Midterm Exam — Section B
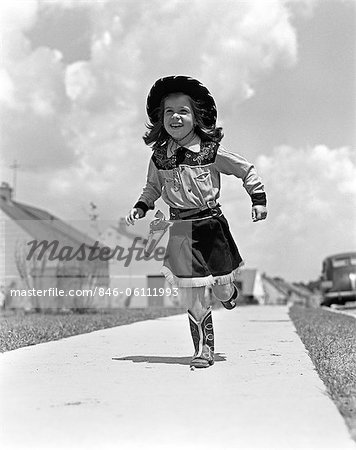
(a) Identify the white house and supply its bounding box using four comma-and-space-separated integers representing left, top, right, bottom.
234, 268, 265, 304
0, 182, 109, 310
1, 182, 181, 310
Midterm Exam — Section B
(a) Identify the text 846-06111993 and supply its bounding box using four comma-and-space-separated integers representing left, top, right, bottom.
97, 287, 179, 297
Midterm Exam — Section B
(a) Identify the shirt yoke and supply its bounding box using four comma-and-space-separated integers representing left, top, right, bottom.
151, 140, 220, 170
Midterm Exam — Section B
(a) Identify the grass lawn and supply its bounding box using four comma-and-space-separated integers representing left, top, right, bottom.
289, 305, 356, 441
0, 307, 186, 353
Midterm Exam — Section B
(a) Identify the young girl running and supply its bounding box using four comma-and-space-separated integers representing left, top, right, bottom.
126, 76, 267, 369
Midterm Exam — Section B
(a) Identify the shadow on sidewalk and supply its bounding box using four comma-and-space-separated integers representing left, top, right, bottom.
112, 353, 226, 366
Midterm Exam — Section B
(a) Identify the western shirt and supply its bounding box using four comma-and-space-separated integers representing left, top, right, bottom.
135, 139, 266, 214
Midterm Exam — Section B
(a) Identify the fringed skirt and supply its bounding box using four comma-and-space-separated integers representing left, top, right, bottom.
161, 213, 243, 287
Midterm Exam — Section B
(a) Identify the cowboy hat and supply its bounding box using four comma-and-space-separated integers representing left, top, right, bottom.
146, 75, 217, 128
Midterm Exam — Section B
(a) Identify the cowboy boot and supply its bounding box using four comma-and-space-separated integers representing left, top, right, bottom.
221, 284, 239, 310
188, 307, 214, 369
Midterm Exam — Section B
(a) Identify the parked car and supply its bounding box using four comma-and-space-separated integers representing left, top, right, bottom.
320, 252, 356, 307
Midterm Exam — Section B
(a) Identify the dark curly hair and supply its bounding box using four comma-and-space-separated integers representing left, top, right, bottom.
143, 93, 223, 147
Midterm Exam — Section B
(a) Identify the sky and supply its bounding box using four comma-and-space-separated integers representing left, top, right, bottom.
0, 0, 355, 283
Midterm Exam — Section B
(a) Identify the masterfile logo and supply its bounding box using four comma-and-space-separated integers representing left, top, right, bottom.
25, 237, 166, 267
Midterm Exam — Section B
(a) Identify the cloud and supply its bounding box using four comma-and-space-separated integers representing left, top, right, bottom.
0, 0, 38, 33
221, 145, 356, 281
258, 144, 356, 212
284, 0, 319, 19
1, 44, 76, 170
1, 1, 353, 283
81, 0, 299, 106
2, 0, 333, 280
0, 69, 15, 106
0, 0, 306, 221
1, 0, 301, 166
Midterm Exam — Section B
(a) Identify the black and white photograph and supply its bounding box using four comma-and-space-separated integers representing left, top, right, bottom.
0, 1, 355, 449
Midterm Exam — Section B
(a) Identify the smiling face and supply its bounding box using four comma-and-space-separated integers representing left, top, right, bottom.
163, 93, 195, 141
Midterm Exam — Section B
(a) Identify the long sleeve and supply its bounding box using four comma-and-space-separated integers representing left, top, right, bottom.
215, 146, 266, 206
134, 158, 163, 215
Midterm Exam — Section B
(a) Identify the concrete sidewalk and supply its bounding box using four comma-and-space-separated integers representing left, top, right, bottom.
1, 306, 355, 450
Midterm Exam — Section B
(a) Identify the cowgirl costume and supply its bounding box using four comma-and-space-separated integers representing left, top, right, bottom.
132, 76, 267, 368
135, 76, 266, 287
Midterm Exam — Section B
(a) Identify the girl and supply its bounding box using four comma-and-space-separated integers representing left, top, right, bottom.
126, 76, 267, 369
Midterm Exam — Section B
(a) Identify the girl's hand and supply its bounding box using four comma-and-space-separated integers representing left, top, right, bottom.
252, 205, 267, 222
125, 208, 144, 225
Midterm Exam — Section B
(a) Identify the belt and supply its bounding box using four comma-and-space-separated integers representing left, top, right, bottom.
170, 201, 221, 220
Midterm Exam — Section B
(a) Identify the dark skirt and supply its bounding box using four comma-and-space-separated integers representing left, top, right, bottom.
161, 214, 243, 287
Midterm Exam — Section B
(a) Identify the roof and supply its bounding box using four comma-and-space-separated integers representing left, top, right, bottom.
262, 275, 289, 296
323, 252, 356, 261
1, 197, 102, 249
262, 275, 312, 300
